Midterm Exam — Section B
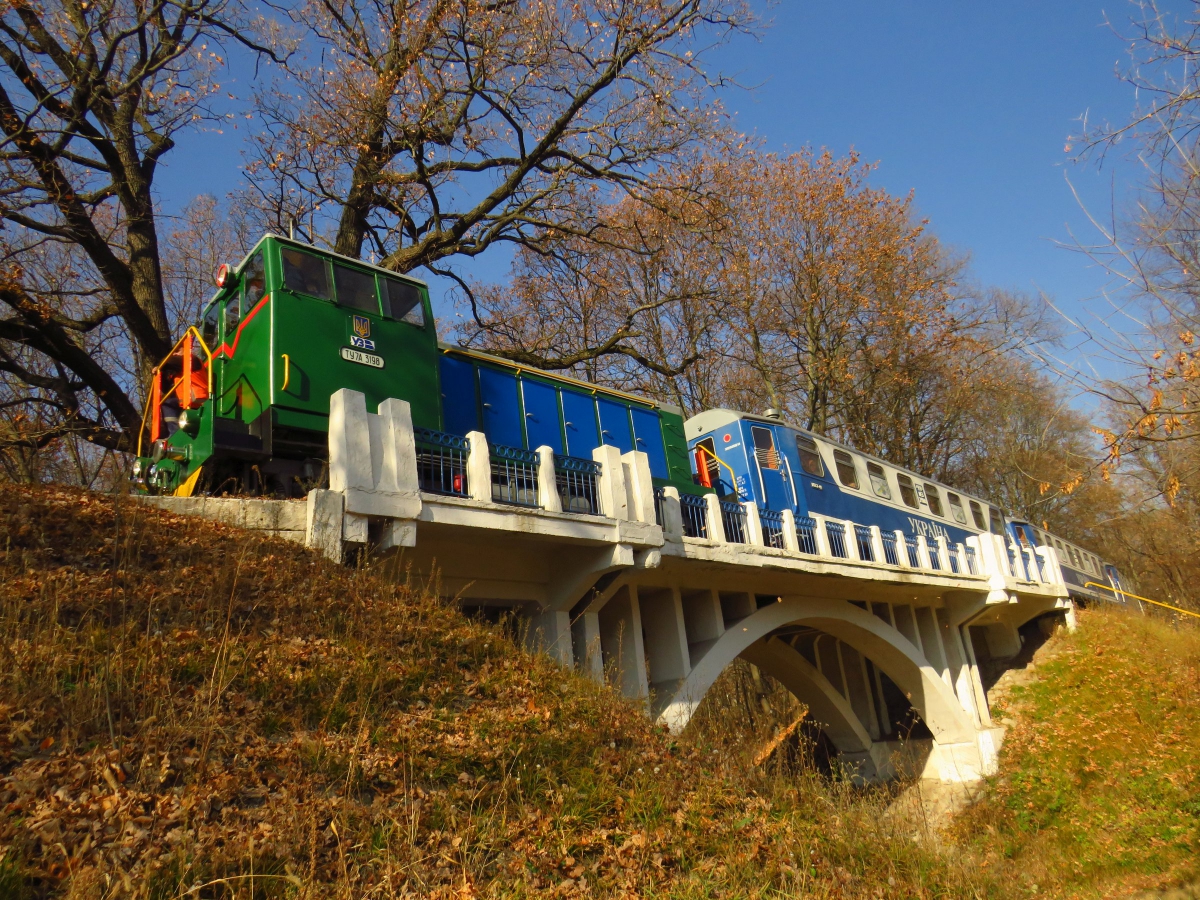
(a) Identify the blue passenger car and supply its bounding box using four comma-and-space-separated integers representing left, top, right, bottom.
1008, 518, 1126, 604
685, 409, 1000, 548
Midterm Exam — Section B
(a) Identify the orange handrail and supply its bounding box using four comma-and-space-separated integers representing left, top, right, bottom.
137, 327, 214, 457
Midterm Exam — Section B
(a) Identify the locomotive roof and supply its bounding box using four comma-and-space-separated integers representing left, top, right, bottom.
203, 233, 429, 311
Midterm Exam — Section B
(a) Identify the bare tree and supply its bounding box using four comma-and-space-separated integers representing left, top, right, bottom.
246, 0, 752, 275
0, 0, 266, 452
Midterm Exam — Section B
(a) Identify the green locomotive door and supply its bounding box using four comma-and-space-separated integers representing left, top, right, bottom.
271, 241, 441, 432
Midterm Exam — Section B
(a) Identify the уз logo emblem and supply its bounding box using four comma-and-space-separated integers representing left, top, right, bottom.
352, 315, 371, 338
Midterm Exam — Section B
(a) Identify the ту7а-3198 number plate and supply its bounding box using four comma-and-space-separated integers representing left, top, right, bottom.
340, 346, 384, 368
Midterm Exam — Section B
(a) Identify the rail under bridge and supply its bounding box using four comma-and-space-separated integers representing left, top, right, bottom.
148, 390, 1074, 784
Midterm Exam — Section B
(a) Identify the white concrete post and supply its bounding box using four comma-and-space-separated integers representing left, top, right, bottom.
843, 519, 861, 561
329, 388, 373, 493
536, 446, 562, 513
620, 449, 656, 524
465, 430, 492, 503
955, 542, 969, 575
917, 535, 933, 570
744, 502, 764, 546
936, 536, 951, 572
527, 609, 573, 667
593, 445, 630, 520
571, 611, 604, 682
781, 509, 800, 552
811, 513, 832, 557
1037, 547, 1062, 585
893, 529, 910, 568
376, 398, 419, 494
704, 493, 727, 543
659, 486, 684, 539
640, 588, 692, 685
306, 489, 344, 562
869, 526, 886, 565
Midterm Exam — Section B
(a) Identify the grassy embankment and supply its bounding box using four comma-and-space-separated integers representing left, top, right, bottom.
0, 483, 1197, 898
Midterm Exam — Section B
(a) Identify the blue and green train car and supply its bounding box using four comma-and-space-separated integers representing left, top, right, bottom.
136, 234, 706, 505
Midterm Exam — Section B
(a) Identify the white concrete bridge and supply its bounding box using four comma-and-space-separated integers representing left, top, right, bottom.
152, 390, 1074, 784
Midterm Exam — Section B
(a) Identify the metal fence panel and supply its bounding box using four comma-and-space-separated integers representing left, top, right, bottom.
759, 508, 786, 549
414, 428, 470, 497
721, 501, 747, 544
555, 455, 600, 515
679, 493, 709, 539
490, 444, 539, 507
854, 524, 875, 562
825, 521, 848, 558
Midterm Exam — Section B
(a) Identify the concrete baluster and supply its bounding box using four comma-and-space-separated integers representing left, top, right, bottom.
659, 486, 684, 540
870, 526, 886, 565
936, 536, 951, 572
811, 513, 832, 557
894, 529, 910, 568
466, 430, 492, 503
593, 445, 629, 520
536, 446, 561, 513
781, 509, 800, 552
744, 502, 764, 546
704, 494, 727, 543
620, 449, 655, 524
916, 535, 933, 570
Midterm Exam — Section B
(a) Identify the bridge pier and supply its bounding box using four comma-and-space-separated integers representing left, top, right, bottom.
143, 388, 1075, 785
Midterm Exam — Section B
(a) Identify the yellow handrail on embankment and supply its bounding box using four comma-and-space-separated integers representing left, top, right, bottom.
1084, 582, 1200, 620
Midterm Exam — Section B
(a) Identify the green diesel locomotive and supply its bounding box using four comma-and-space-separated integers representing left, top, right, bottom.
136, 234, 701, 503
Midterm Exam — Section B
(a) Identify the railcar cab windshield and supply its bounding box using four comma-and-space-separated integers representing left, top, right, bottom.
280, 246, 425, 326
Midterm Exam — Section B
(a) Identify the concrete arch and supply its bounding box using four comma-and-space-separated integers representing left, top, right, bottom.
739, 636, 891, 779
656, 596, 976, 747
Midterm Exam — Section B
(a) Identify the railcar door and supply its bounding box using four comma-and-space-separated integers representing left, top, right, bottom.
597, 398, 634, 453
562, 390, 600, 458
630, 407, 669, 479
522, 379, 564, 454
749, 425, 793, 512
478, 367, 525, 449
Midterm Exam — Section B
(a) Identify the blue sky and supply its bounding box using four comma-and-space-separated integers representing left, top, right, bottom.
154, 0, 1151, 359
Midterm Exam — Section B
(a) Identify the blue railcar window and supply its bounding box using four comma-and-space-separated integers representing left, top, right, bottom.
833, 449, 859, 489
281, 248, 332, 300
597, 398, 634, 453
969, 499, 986, 530
896, 473, 919, 508
562, 390, 600, 457
631, 407, 669, 479
867, 462, 891, 499
478, 367, 524, 449
947, 492, 968, 524
925, 484, 944, 517
382, 277, 425, 326
522, 380, 564, 454
333, 263, 378, 314
795, 434, 824, 477
439, 356, 479, 437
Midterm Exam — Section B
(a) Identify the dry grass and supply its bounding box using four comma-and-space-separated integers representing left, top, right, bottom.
1, 484, 1194, 898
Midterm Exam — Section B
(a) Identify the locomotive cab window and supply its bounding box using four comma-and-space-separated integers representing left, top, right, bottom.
223, 293, 242, 336
382, 276, 425, 327
947, 492, 968, 524
201, 303, 220, 349
833, 449, 859, 489
969, 500, 986, 530
242, 252, 265, 305
866, 462, 891, 499
795, 434, 825, 477
333, 263, 378, 314
282, 248, 333, 301
924, 484, 943, 516
896, 473, 918, 508
751, 426, 780, 470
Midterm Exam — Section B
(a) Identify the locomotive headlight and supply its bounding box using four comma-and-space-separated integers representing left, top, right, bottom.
178, 409, 201, 437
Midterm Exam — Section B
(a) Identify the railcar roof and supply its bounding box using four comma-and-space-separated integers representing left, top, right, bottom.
439, 343, 686, 415
686, 406, 994, 511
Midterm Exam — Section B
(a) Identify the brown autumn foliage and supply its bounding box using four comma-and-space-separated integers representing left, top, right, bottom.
1, 483, 1015, 899
463, 149, 1047, 479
